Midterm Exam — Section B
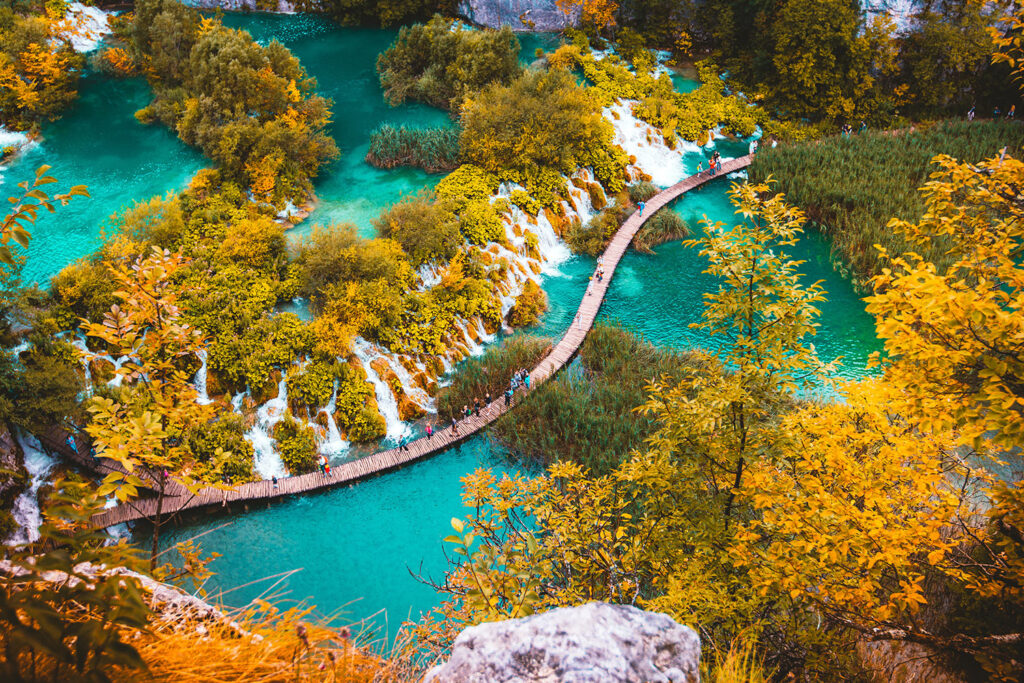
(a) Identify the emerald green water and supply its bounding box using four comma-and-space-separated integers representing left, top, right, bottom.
4, 73, 206, 285
1, 12, 881, 638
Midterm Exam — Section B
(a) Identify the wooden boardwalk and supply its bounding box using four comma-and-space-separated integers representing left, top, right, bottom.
90, 156, 752, 529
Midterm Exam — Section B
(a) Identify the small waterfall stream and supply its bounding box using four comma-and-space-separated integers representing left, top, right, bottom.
5, 431, 58, 545
245, 376, 289, 479
352, 339, 408, 443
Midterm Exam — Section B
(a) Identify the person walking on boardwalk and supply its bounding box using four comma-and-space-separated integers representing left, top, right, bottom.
473, 397, 481, 416
968, 106, 975, 121
638, 200, 646, 215
485, 391, 492, 406
272, 475, 278, 490
524, 372, 531, 391
325, 461, 332, 477
451, 416, 459, 435
400, 435, 410, 452
318, 455, 326, 476
504, 387, 513, 407
426, 423, 434, 440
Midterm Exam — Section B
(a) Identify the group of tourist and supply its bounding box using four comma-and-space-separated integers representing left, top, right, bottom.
968, 104, 1016, 120
701, 151, 723, 177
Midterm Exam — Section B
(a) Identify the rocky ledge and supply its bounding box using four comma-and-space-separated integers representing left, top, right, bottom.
425, 602, 701, 683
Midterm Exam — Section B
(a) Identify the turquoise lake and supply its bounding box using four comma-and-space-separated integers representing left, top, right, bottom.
5, 13, 881, 638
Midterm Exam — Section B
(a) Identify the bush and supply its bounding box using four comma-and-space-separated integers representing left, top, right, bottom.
507, 279, 547, 327
372, 191, 461, 266
188, 414, 257, 483
565, 193, 633, 256
50, 260, 119, 324
273, 415, 318, 475
287, 360, 337, 410
435, 335, 551, 419
293, 225, 415, 305
376, 15, 521, 111
332, 363, 385, 442
366, 124, 460, 173
459, 68, 628, 196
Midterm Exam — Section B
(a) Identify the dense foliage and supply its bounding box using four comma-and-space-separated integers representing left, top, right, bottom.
750, 119, 1024, 285
0, 5, 84, 128
460, 68, 629, 200
295, 0, 452, 28
122, 0, 338, 203
366, 123, 459, 173
377, 15, 521, 112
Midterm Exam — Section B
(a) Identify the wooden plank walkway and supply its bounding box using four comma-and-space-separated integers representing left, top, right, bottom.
91, 156, 752, 529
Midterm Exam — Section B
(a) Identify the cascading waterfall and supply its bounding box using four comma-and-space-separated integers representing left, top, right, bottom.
352, 338, 408, 443
319, 381, 349, 458
194, 349, 212, 405
245, 375, 289, 479
5, 431, 57, 545
604, 100, 702, 187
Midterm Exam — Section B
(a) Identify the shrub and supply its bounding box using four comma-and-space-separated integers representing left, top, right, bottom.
372, 191, 461, 266
565, 193, 633, 256
376, 15, 521, 111
627, 181, 659, 204
50, 260, 119, 324
507, 279, 547, 327
287, 360, 337, 410
293, 225, 415, 305
273, 415, 318, 475
459, 68, 627, 196
492, 322, 702, 474
332, 363, 385, 442
366, 124, 460, 173
188, 414, 257, 483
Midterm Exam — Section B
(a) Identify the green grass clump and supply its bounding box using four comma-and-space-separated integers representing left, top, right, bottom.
366, 124, 460, 173
492, 322, 702, 475
633, 208, 689, 253
750, 119, 1024, 286
435, 335, 551, 420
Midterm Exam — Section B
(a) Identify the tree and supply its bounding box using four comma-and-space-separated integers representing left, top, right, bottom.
556, 0, 618, 32
642, 180, 833, 526
83, 248, 231, 569
991, 2, 1024, 91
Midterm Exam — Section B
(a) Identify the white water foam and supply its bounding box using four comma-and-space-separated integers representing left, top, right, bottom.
245, 376, 288, 479
6, 431, 58, 545
352, 338, 408, 443
194, 349, 212, 405
604, 100, 698, 187
55, 3, 111, 53
318, 381, 349, 458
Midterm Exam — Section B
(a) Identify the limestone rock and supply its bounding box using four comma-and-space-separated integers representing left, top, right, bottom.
424, 602, 701, 683
458, 0, 578, 31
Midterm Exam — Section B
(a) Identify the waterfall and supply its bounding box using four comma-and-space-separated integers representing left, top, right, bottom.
231, 391, 246, 413
352, 338, 408, 443
194, 349, 212, 405
319, 381, 349, 458
245, 375, 288, 479
6, 431, 58, 545
604, 100, 702, 188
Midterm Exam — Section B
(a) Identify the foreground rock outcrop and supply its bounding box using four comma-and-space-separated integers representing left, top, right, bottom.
425, 602, 701, 683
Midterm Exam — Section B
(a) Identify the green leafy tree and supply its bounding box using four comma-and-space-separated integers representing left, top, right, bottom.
83, 248, 231, 568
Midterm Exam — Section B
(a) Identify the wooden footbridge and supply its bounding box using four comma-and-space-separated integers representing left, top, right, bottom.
90, 156, 752, 529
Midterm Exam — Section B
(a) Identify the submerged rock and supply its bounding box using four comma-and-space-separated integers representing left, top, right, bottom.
424, 602, 701, 683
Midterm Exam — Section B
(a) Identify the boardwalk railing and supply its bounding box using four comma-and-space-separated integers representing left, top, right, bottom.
90, 156, 753, 529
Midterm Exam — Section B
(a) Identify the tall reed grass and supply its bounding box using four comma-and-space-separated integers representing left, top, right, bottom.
366, 124, 460, 173
492, 323, 702, 474
750, 120, 1024, 286
435, 336, 552, 419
